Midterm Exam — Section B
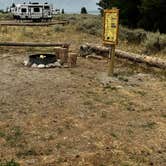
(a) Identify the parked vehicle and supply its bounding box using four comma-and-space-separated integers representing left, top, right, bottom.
11, 2, 53, 21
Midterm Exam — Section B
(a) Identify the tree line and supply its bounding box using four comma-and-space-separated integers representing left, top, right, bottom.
97, 0, 166, 33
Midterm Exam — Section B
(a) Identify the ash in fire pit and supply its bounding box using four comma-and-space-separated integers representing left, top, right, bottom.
24, 53, 61, 68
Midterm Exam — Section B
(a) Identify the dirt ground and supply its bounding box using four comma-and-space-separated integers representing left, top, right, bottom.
0, 19, 166, 165
0, 48, 166, 166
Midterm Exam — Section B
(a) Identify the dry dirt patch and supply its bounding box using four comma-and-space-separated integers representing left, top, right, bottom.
0, 52, 166, 165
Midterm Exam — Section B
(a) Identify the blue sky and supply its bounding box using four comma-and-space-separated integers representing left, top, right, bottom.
0, 0, 99, 12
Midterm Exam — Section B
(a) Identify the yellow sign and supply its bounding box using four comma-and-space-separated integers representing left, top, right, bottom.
103, 9, 119, 45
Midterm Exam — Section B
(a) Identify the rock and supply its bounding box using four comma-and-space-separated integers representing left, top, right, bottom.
26, 159, 37, 164
31, 63, 38, 68
54, 62, 61, 67
23, 60, 29, 66
38, 64, 45, 68
46, 63, 54, 68
86, 53, 103, 60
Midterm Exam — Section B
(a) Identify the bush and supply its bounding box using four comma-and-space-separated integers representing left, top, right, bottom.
119, 26, 147, 44
75, 16, 102, 36
0, 160, 20, 166
144, 32, 166, 53
81, 7, 88, 14
0, 13, 13, 20
54, 25, 65, 32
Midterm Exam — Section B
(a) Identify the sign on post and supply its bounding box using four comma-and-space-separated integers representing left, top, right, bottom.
103, 9, 119, 45
103, 9, 119, 76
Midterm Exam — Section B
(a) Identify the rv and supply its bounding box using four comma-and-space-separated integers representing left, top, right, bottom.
11, 2, 53, 21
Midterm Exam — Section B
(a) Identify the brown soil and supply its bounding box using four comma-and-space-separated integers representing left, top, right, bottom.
0, 50, 166, 166
0, 22, 166, 166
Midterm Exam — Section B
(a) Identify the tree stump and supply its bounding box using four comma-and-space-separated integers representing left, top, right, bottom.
68, 53, 77, 67
54, 47, 68, 64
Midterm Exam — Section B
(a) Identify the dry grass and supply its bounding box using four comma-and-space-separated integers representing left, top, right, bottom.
0, 14, 166, 166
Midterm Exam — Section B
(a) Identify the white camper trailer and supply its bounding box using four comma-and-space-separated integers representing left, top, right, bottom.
11, 2, 53, 21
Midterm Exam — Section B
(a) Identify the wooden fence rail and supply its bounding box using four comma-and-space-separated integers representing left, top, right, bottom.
0, 20, 69, 26
0, 42, 70, 48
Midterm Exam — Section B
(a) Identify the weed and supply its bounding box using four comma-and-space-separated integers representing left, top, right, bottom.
54, 25, 65, 32
118, 76, 129, 82
6, 127, 22, 146
161, 114, 166, 118
84, 100, 93, 105
141, 122, 156, 129
101, 111, 107, 118
104, 85, 117, 91
111, 132, 118, 138
0, 130, 5, 137
0, 159, 20, 166
57, 127, 64, 134
16, 149, 38, 157
56, 143, 62, 149
136, 90, 146, 96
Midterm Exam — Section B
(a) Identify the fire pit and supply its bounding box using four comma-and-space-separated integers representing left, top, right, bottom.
24, 53, 61, 68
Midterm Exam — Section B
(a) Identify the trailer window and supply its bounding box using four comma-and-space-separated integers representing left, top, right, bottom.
21, 8, 27, 13
34, 7, 40, 12
44, 6, 50, 10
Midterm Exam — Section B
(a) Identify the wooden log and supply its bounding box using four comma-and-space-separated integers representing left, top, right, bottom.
54, 47, 68, 64
80, 44, 166, 69
68, 53, 77, 67
0, 21, 69, 27
115, 49, 166, 69
0, 42, 70, 48
86, 54, 103, 60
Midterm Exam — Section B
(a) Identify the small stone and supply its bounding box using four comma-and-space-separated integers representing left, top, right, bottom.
31, 63, 38, 68
57, 59, 61, 63
54, 62, 61, 67
26, 159, 36, 164
24, 60, 29, 66
38, 64, 45, 68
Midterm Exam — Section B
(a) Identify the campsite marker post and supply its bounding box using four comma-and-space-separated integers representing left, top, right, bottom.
103, 8, 119, 76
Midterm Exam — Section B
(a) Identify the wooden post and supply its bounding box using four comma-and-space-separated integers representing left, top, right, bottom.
68, 53, 77, 67
54, 47, 68, 64
108, 44, 115, 76
103, 9, 119, 77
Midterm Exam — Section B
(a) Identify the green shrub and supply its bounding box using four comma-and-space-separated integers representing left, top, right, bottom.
0, 159, 20, 166
144, 32, 166, 53
0, 13, 13, 20
144, 32, 160, 53
119, 26, 147, 44
159, 34, 166, 53
75, 16, 102, 36
54, 25, 65, 32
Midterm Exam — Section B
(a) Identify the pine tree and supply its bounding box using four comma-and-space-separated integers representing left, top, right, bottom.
138, 0, 166, 33
97, 0, 141, 28
61, 9, 64, 14
81, 7, 88, 14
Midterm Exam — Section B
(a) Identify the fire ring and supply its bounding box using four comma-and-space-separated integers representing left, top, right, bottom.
24, 53, 62, 68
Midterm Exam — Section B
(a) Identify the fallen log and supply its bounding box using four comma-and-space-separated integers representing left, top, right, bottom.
80, 44, 166, 69
86, 54, 103, 60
